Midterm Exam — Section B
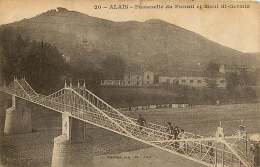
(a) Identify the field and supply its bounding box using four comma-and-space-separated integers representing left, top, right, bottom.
98, 86, 178, 107
127, 103, 260, 136
94, 103, 260, 167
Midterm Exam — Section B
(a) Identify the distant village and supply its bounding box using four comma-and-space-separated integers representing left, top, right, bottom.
101, 64, 256, 88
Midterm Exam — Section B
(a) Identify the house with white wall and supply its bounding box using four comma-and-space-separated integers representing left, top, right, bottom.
159, 71, 226, 88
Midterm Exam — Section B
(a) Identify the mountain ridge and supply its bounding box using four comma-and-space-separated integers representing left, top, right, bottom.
1, 7, 258, 73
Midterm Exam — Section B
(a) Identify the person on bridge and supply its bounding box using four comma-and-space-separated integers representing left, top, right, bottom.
166, 122, 174, 139
137, 114, 147, 130
173, 126, 180, 149
178, 129, 185, 152
238, 124, 246, 139
215, 121, 224, 138
207, 141, 214, 157
173, 126, 180, 140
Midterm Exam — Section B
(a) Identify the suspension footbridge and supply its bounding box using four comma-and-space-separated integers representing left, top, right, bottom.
0, 78, 256, 167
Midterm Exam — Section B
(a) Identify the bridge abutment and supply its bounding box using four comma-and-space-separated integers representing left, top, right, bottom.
51, 113, 93, 167
4, 96, 32, 135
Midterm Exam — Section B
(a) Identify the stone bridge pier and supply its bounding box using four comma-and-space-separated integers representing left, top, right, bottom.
51, 112, 93, 167
3, 95, 93, 167
4, 95, 32, 135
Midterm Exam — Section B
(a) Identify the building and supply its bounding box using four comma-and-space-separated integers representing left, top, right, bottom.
219, 64, 254, 74
124, 72, 143, 86
123, 71, 155, 86
101, 71, 155, 86
101, 70, 227, 88
159, 71, 226, 88
159, 76, 226, 88
159, 76, 208, 87
100, 80, 124, 86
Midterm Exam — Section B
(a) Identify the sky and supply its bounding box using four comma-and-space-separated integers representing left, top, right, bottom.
0, 0, 259, 53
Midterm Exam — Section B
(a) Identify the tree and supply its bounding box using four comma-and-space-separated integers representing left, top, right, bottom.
203, 61, 221, 104
0, 28, 28, 81
66, 55, 103, 93
205, 61, 220, 89
0, 46, 4, 85
0, 28, 66, 94
22, 41, 66, 93
206, 61, 220, 77
226, 72, 240, 90
239, 69, 256, 86
101, 55, 126, 80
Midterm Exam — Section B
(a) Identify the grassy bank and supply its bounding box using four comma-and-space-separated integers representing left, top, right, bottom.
98, 87, 178, 107
97, 86, 258, 107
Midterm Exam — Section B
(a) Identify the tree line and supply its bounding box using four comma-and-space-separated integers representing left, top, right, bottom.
203, 61, 257, 104
0, 27, 127, 94
0, 28, 66, 94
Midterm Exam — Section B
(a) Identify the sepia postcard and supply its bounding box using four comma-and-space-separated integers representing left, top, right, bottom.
0, 0, 259, 167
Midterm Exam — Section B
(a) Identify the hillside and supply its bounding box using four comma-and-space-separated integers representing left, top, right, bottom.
1, 7, 259, 73
250, 52, 260, 61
